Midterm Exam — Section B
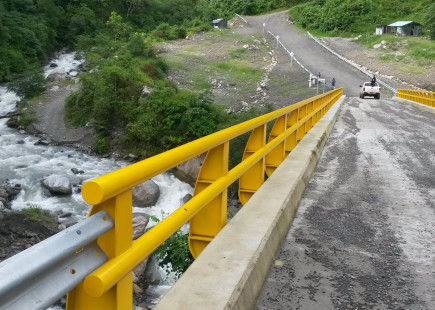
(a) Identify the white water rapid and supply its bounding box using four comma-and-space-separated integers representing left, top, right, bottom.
0, 52, 193, 309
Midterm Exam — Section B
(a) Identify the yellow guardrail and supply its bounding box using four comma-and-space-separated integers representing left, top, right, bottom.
66, 88, 343, 310
397, 89, 435, 107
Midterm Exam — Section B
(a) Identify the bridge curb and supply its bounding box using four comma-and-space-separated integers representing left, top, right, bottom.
154, 96, 346, 310
394, 96, 435, 114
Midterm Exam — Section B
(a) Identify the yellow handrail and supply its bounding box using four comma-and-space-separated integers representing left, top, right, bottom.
66, 88, 343, 309
397, 89, 435, 107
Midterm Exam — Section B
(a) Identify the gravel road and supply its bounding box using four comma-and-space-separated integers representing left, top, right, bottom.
244, 12, 403, 97
258, 97, 435, 309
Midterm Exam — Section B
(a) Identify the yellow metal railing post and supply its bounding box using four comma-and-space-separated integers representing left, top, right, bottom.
266, 115, 287, 176
297, 105, 307, 141
285, 109, 299, 155
238, 125, 267, 205
189, 143, 229, 258
66, 191, 133, 310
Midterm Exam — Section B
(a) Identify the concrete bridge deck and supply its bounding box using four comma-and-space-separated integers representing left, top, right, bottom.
258, 97, 435, 309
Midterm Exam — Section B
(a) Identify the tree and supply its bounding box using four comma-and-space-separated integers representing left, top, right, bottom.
426, 2, 435, 40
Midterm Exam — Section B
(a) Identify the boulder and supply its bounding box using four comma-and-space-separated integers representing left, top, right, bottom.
133, 257, 149, 279
182, 194, 192, 204
132, 180, 160, 207
0, 183, 22, 208
46, 68, 69, 82
174, 154, 205, 187
132, 213, 150, 240
6, 117, 19, 128
71, 168, 84, 175
41, 175, 72, 195
34, 139, 50, 146
144, 256, 161, 286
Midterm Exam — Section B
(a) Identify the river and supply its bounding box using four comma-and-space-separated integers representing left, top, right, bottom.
0, 52, 193, 308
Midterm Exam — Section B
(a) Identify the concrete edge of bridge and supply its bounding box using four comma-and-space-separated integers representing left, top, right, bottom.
154, 95, 346, 310
394, 96, 435, 114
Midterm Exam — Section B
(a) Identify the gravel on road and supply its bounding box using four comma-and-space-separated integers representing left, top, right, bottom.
258, 97, 435, 310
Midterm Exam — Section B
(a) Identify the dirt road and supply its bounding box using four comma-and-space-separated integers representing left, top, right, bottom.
244, 12, 404, 97
258, 97, 435, 309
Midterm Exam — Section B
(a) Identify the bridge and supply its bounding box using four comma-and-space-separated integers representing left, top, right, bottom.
0, 11, 434, 310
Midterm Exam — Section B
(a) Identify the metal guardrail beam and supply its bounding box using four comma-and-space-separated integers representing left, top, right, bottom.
0, 211, 113, 310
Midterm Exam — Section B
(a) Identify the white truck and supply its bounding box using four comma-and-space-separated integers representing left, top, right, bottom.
360, 82, 381, 99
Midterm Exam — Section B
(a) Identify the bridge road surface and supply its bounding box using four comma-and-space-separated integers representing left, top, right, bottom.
244, 12, 404, 97
257, 97, 435, 309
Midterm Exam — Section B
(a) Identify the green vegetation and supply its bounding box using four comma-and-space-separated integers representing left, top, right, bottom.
21, 205, 55, 224
356, 34, 435, 64
290, 0, 433, 37
153, 228, 194, 276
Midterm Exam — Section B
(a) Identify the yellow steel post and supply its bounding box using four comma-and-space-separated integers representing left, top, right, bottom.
297, 105, 307, 141
66, 190, 133, 310
305, 101, 313, 131
189, 143, 229, 258
266, 115, 287, 176
285, 110, 299, 155
238, 125, 267, 205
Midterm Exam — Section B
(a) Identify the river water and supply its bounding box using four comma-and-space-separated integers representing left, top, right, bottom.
0, 53, 193, 308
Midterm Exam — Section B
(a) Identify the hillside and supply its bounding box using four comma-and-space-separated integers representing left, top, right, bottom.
290, 0, 434, 35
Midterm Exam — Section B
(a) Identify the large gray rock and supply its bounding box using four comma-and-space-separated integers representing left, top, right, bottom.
41, 175, 72, 195
174, 154, 205, 187
132, 213, 149, 240
144, 256, 161, 286
132, 180, 160, 207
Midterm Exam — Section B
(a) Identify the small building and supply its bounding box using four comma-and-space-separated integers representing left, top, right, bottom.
387, 21, 423, 37
375, 25, 389, 35
211, 19, 227, 29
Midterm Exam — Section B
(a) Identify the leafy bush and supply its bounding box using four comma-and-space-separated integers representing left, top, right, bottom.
95, 136, 110, 154
7, 68, 45, 98
125, 84, 219, 153
152, 23, 187, 40
153, 229, 194, 276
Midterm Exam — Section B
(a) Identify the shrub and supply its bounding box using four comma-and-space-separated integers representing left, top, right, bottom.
153, 229, 194, 276
7, 68, 45, 98
126, 85, 219, 153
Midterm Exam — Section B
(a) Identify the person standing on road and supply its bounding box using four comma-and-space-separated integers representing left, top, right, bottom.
331, 78, 336, 89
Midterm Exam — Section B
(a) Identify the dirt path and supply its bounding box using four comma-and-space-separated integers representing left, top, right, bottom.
30, 83, 94, 150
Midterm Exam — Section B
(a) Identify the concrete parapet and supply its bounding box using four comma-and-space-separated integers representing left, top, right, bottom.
154, 95, 346, 310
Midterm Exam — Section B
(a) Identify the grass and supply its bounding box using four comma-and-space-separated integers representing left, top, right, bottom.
228, 48, 247, 58
21, 205, 54, 223
212, 60, 262, 83
184, 45, 199, 52
393, 63, 426, 74
357, 35, 435, 60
